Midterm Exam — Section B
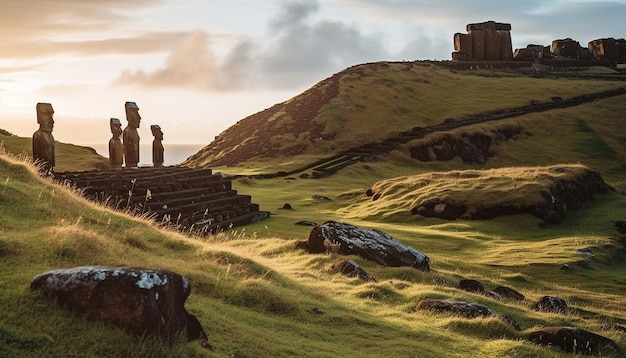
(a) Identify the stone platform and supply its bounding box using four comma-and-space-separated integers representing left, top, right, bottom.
53, 166, 269, 234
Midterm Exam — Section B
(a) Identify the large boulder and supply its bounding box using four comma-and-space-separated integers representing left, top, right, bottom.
296, 221, 429, 270
529, 327, 619, 355
31, 266, 210, 347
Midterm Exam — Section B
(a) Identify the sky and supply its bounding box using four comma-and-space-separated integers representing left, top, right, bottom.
1, 0, 625, 146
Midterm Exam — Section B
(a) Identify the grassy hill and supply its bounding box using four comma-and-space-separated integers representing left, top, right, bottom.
2, 62, 626, 357
3, 142, 626, 357
0, 132, 108, 172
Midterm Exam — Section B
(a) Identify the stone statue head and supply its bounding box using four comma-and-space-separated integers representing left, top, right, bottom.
125, 102, 141, 129
110, 118, 122, 137
151, 125, 163, 140
36, 103, 54, 132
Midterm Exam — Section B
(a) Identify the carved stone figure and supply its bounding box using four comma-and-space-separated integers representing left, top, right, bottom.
151, 125, 164, 167
108, 118, 124, 169
123, 102, 141, 168
32, 102, 55, 171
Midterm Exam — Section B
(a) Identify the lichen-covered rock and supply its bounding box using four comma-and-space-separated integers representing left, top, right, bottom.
296, 221, 429, 270
529, 327, 619, 355
416, 299, 493, 318
533, 295, 567, 314
31, 266, 210, 347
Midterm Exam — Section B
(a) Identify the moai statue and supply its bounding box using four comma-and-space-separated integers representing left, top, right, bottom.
32, 102, 55, 172
123, 102, 141, 168
151, 125, 164, 167
108, 118, 124, 169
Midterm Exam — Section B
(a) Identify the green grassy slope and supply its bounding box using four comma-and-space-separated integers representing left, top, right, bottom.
2, 62, 626, 357
3, 145, 626, 357
0, 133, 108, 172
184, 61, 625, 170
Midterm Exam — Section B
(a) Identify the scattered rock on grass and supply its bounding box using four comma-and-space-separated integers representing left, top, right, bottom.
459, 279, 484, 293
529, 327, 619, 355
296, 221, 429, 270
493, 286, 525, 301
533, 295, 568, 314
416, 299, 493, 318
30, 266, 210, 348
331, 260, 372, 281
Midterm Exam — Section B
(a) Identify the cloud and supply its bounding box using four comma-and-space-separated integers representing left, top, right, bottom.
115, 30, 243, 91
117, 0, 388, 91
257, 1, 388, 88
2, 32, 189, 59
0, 0, 175, 61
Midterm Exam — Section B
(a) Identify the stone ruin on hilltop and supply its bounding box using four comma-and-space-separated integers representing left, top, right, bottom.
452, 20, 626, 66
452, 21, 513, 61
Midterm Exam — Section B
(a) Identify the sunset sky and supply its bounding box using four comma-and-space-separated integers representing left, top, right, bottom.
1, 0, 625, 146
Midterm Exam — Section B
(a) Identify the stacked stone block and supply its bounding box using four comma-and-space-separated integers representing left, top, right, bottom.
589, 38, 626, 64
453, 21, 513, 61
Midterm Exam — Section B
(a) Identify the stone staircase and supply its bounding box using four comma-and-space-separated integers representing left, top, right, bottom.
53, 166, 270, 234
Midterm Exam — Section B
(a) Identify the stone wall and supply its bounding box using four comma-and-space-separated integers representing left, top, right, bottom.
452, 21, 513, 61
588, 38, 626, 64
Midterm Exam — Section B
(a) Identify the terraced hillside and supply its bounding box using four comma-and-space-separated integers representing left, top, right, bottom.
184, 61, 625, 168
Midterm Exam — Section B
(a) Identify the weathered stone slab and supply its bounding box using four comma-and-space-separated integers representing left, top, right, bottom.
529, 327, 619, 355
296, 221, 429, 270
31, 266, 210, 347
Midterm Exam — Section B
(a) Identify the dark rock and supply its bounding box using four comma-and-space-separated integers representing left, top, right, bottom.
412, 202, 468, 220
295, 221, 318, 226
416, 299, 493, 318
432, 140, 457, 161
459, 279, 484, 293
493, 286, 525, 301
30, 266, 210, 347
310, 307, 324, 315
615, 220, 626, 235
497, 314, 521, 331
331, 260, 372, 280
299, 173, 310, 178
282, 203, 293, 210
560, 263, 572, 270
296, 221, 429, 270
312, 195, 332, 201
533, 295, 567, 314
529, 327, 619, 355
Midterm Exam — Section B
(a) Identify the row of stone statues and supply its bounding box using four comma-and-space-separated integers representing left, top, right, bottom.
32, 102, 164, 172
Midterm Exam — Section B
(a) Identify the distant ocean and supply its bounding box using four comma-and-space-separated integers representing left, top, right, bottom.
87, 143, 205, 167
